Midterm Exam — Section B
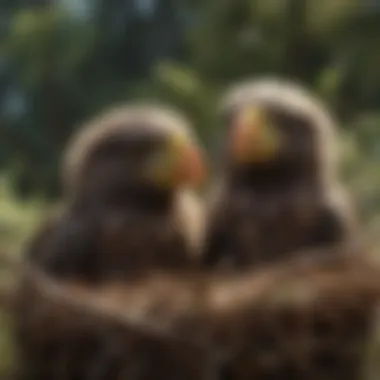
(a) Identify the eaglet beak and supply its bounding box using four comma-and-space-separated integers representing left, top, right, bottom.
230, 106, 281, 164
149, 133, 206, 189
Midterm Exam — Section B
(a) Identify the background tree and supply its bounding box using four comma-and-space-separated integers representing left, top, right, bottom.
0, 0, 380, 216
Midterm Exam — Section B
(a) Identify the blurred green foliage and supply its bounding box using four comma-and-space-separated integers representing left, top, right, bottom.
0, 0, 380, 217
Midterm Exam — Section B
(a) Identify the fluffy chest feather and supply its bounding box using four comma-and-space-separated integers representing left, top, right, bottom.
98, 210, 189, 279
210, 187, 321, 268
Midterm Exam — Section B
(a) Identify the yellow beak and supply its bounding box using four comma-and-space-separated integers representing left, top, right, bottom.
230, 107, 281, 164
149, 134, 206, 189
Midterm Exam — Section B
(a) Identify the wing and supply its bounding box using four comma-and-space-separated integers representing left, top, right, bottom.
309, 185, 359, 249
25, 210, 99, 281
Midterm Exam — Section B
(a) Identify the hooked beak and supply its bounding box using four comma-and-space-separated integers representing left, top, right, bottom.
230, 106, 281, 165
148, 134, 206, 190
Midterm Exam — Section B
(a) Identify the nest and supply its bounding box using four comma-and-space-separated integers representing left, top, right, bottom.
4, 246, 380, 380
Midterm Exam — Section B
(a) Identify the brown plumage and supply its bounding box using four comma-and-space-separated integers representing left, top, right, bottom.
12, 247, 380, 380
13, 104, 207, 380
25, 104, 206, 282
202, 78, 358, 270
